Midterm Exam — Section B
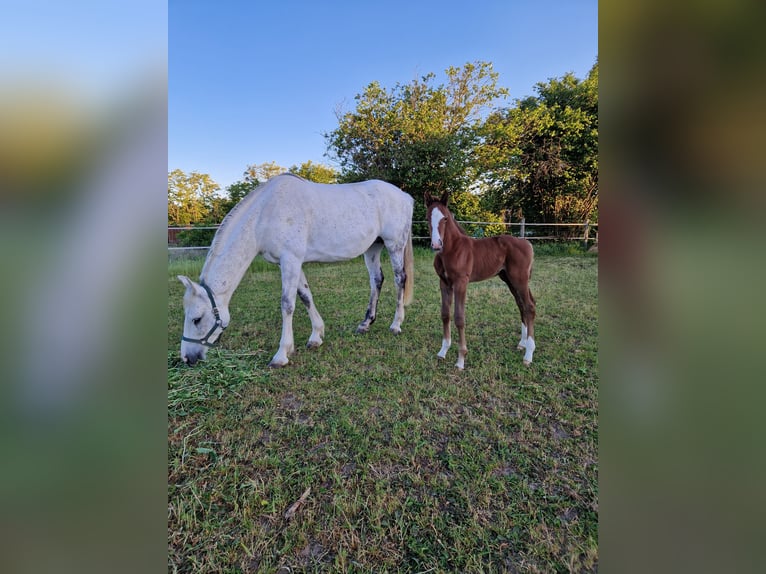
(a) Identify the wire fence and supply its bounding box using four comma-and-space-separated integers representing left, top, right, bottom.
168, 219, 598, 252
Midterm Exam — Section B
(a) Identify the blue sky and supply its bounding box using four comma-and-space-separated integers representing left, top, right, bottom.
170, 0, 597, 191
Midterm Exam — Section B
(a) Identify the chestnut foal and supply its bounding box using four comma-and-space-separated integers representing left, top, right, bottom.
425, 192, 536, 369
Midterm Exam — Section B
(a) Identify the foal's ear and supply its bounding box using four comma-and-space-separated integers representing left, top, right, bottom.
440, 191, 449, 206
424, 191, 434, 206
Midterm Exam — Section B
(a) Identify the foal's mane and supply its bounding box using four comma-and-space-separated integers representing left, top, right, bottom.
439, 202, 470, 237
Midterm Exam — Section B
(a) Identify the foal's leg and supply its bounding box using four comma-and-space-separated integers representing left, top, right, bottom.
387, 243, 408, 334
297, 270, 325, 349
520, 288, 537, 366
453, 279, 469, 369
270, 257, 302, 367
500, 268, 537, 365
437, 278, 453, 359
499, 269, 536, 365
356, 242, 384, 334
498, 270, 528, 351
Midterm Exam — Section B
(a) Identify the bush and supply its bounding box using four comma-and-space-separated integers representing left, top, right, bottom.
176, 227, 216, 247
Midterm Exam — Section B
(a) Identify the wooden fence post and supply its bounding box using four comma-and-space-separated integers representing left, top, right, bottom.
583, 219, 590, 248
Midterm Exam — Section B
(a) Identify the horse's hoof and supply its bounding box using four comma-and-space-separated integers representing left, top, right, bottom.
517, 344, 526, 351
523, 360, 531, 367
355, 326, 369, 334
389, 327, 401, 335
306, 340, 322, 350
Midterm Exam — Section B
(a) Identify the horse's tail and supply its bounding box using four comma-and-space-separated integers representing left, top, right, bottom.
404, 230, 414, 306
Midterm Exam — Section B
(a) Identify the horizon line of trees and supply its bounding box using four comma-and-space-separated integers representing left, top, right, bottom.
169, 59, 597, 239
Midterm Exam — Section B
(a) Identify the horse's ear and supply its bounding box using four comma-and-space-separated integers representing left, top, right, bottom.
440, 191, 449, 206
178, 275, 195, 291
424, 191, 434, 206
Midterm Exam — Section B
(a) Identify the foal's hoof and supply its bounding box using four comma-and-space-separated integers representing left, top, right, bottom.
517, 344, 526, 351
389, 327, 402, 335
355, 326, 369, 334
523, 360, 532, 367
306, 340, 322, 350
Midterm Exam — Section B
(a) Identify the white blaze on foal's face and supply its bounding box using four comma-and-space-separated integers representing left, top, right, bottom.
430, 207, 446, 251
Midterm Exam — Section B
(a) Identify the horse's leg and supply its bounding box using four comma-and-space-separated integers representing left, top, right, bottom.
437, 277, 453, 359
501, 267, 537, 366
356, 242, 384, 334
498, 269, 528, 351
453, 279, 469, 369
270, 257, 302, 367
297, 269, 325, 349
521, 288, 536, 366
387, 242, 408, 334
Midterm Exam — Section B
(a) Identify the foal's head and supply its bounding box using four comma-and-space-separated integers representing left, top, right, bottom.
424, 191, 451, 252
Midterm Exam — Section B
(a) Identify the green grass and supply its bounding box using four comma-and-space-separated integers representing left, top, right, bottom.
168, 247, 598, 573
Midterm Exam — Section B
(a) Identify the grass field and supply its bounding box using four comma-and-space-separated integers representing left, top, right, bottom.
168, 246, 598, 573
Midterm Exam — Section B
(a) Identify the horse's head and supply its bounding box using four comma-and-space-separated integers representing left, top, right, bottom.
424, 191, 450, 252
178, 275, 229, 365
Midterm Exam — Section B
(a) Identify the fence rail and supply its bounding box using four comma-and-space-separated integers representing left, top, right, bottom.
168, 219, 598, 251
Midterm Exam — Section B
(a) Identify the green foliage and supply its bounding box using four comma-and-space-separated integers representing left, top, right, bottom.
168, 61, 598, 241
244, 161, 287, 184
167, 168, 263, 234
167, 169, 221, 225
216, 177, 261, 217
175, 227, 216, 247
326, 61, 507, 204
479, 62, 598, 226
288, 160, 338, 183
325, 60, 598, 230
448, 191, 506, 237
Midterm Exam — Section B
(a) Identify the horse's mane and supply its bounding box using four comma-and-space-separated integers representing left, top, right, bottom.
205, 173, 309, 265
443, 204, 470, 237
281, 172, 307, 181
204, 178, 267, 264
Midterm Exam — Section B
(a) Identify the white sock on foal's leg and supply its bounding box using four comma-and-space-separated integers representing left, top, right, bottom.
437, 338, 451, 359
523, 337, 535, 366
517, 322, 528, 350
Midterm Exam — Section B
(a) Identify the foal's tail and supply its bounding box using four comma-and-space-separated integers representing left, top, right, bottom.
404, 231, 414, 305
527, 239, 535, 279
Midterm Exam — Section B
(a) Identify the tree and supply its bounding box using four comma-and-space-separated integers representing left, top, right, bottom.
244, 161, 286, 184
478, 62, 598, 227
325, 61, 508, 232
448, 190, 506, 237
167, 169, 221, 225
288, 160, 338, 183
218, 177, 260, 215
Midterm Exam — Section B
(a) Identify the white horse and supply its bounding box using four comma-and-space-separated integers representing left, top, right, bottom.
178, 174, 414, 367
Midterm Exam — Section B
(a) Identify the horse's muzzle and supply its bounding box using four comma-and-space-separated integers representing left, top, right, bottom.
182, 350, 204, 366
